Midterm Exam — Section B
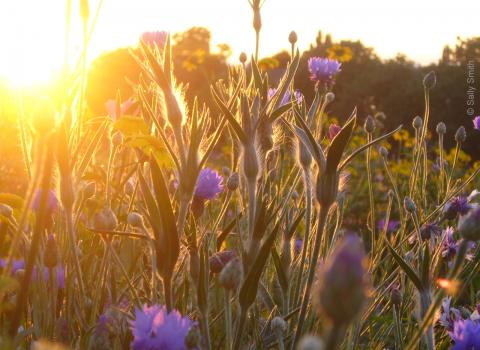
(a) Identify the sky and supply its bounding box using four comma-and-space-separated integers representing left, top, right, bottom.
0, 0, 479, 87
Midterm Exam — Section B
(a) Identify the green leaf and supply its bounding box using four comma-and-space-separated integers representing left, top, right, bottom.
113, 116, 150, 136
124, 135, 173, 168
271, 247, 288, 294
385, 239, 424, 292
326, 109, 357, 174
211, 87, 247, 143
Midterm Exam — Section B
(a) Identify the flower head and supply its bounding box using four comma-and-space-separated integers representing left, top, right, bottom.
420, 222, 442, 240
32, 189, 59, 213
443, 196, 473, 220
140, 31, 168, 48
474, 116, 480, 131
130, 304, 195, 350
450, 319, 480, 350
194, 168, 224, 200
377, 218, 400, 233
439, 296, 462, 331
308, 57, 341, 85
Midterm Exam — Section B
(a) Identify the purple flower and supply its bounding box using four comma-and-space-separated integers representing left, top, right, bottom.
443, 196, 473, 220
140, 31, 168, 48
267, 88, 303, 106
308, 57, 341, 85
130, 304, 195, 350
439, 296, 462, 331
450, 319, 480, 350
328, 124, 342, 140
44, 265, 65, 289
377, 218, 400, 233
32, 189, 59, 213
294, 238, 303, 255
420, 222, 442, 240
442, 227, 459, 260
194, 168, 224, 200
473, 116, 480, 131
0, 258, 25, 274
209, 250, 236, 274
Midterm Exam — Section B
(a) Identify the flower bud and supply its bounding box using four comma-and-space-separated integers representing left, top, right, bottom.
288, 31, 298, 45
378, 146, 389, 158
423, 71, 436, 90
127, 212, 144, 229
436, 122, 446, 135
297, 335, 325, 350
271, 316, 287, 336
83, 182, 96, 199
455, 126, 466, 143
239, 52, 247, 64
219, 258, 243, 291
242, 144, 259, 183
111, 131, 123, 147
403, 196, 417, 214
328, 124, 341, 140
94, 207, 118, 231
458, 207, 480, 241
325, 92, 335, 104
0, 204, 13, 218
227, 173, 240, 191
390, 286, 403, 306
222, 166, 231, 177
44, 234, 58, 268
364, 115, 375, 133
315, 172, 338, 208
313, 234, 369, 326
412, 116, 423, 130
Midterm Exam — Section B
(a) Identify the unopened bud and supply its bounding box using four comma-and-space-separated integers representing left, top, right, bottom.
253, 8, 262, 32
227, 173, 240, 191
239, 52, 247, 64
378, 146, 389, 158
297, 335, 324, 350
325, 92, 335, 104
403, 197, 417, 214
44, 234, 58, 268
288, 31, 298, 45
242, 144, 259, 182
111, 131, 123, 146
271, 316, 287, 336
436, 122, 446, 135
364, 115, 375, 133
94, 207, 118, 231
423, 71, 436, 90
455, 126, 466, 143
219, 258, 243, 291
458, 207, 480, 241
222, 166, 231, 177
412, 116, 423, 130
127, 212, 144, 228
390, 286, 403, 306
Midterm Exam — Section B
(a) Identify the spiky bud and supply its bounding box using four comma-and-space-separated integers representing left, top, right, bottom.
288, 31, 298, 45
227, 172, 240, 191
239, 52, 247, 64
455, 126, 466, 143
313, 234, 369, 326
364, 115, 375, 133
127, 212, 144, 229
297, 335, 325, 350
412, 116, 423, 130
219, 258, 243, 291
423, 71, 436, 90
44, 234, 58, 269
436, 122, 446, 135
403, 196, 417, 214
271, 316, 287, 337
458, 207, 480, 241
378, 146, 389, 158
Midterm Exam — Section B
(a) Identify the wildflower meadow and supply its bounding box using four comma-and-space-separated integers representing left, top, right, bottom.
0, 1, 480, 349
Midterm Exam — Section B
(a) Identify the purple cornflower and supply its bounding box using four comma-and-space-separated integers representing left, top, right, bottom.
442, 227, 459, 260
194, 168, 224, 200
294, 238, 303, 255
140, 31, 168, 48
473, 116, 480, 131
328, 124, 342, 140
32, 189, 59, 213
377, 218, 400, 233
420, 222, 442, 240
450, 319, 480, 350
130, 304, 195, 350
267, 88, 303, 106
308, 57, 341, 85
439, 296, 462, 331
209, 250, 236, 274
443, 196, 473, 220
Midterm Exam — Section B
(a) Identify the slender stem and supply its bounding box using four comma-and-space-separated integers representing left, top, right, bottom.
381, 157, 405, 230
366, 132, 375, 252
393, 305, 403, 350
438, 134, 445, 199
291, 206, 328, 349
255, 30, 260, 62
164, 277, 174, 312
325, 325, 344, 350
233, 309, 247, 350
446, 143, 460, 196
177, 193, 193, 238
224, 290, 232, 350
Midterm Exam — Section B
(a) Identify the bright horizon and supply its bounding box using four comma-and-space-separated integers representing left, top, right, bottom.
1, 0, 479, 87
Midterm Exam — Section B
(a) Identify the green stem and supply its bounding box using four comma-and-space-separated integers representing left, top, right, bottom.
233, 309, 247, 350
224, 290, 232, 350
366, 132, 375, 252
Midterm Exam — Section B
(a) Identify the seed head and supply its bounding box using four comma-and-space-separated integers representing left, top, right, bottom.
271, 316, 287, 336
239, 52, 247, 64
325, 92, 335, 104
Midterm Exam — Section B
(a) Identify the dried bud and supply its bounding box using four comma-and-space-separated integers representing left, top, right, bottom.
436, 122, 447, 135
111, 131, 123, 147
94, 207, 118, 231
239, 52, 247, 64
458, 207, 480, 241
455, 126, 466, 143
412, 116, 423, 130
390, 286, 403, 306
83, 182, 96, 199
271, 316, 287, 336
127, 212, 144, 228
185, 326, 201, 349
313, 234, 369, 326
44, 234, 58, 268
423, 71, 436, 90
364, 115, 375, 133
403, 197, 417, 214
297, 335, 325, 350
378, 146, 389, 158
219, 258, 243, 291
288, 31, 298, 45
0, 204, 13, 218
227, 173, 240, 191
